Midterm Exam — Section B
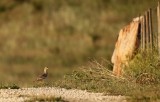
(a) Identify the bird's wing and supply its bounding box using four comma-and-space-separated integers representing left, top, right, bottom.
36, 73, 47, 81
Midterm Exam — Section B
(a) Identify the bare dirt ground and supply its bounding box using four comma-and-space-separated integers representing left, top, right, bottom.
0, 87, 127, 102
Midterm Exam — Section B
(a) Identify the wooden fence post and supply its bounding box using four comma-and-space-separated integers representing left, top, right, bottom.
157, 2, 160, 54
145, 11, 149, 50
143, 14, 146, 50
140, 16, 143, 50
140, 16, 145, 51
148, 8, 153, 50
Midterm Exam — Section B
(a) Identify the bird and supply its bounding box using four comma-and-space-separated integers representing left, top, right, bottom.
36, 67, 48, 81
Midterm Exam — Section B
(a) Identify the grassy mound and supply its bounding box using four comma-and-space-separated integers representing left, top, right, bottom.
54, 52, 160, 101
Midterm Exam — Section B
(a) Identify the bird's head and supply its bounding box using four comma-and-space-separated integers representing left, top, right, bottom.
44, 67, 48, 73
44, 67, 48, 70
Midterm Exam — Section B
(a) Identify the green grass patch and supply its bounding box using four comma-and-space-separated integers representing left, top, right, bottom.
0, 83, 20, 89
54, 53, 160, 101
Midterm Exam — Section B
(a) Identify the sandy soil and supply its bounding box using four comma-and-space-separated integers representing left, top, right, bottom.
0, 87, 127, 102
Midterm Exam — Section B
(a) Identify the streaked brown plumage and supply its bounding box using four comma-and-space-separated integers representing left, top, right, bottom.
36, 67, 48, 81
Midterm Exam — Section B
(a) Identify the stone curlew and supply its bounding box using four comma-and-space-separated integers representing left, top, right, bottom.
36, 67, 48, 81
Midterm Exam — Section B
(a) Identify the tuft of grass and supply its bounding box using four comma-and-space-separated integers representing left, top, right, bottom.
54, 54, 160, 101
26, 96, 68, 102
33, 82, 50, 88
0, 83, 20, 89
54, 59, 133, 95
124, 51, 160, 85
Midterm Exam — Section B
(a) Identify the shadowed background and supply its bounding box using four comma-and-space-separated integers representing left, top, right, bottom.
0, 0, 158, 86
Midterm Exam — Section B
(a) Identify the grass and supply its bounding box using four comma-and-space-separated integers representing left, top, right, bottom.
0, 83, 20, 89
54, 59, 134, 94
53, 52, 160, 101
0, 64, 73, 87
26, 96, 68, 102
